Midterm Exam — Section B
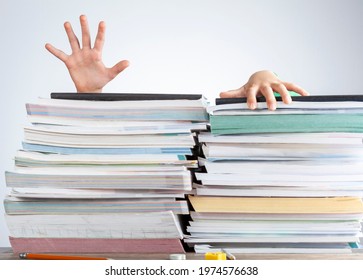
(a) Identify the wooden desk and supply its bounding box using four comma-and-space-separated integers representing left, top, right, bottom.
1, 247, 363, 260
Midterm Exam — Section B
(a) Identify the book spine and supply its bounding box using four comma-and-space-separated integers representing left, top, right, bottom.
9, 237, 185, 253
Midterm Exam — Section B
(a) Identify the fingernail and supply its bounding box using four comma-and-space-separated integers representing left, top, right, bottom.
249, 103, 256, 110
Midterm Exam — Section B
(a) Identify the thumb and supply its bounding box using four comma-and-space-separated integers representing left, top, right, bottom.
109, 60, 130, 79
219, 86, 245, 98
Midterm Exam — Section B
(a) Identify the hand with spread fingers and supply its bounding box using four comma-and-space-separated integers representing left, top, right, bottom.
45, 15, 129, 93
220, 70, 309, 110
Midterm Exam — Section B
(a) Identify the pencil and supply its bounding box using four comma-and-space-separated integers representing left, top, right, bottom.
19, 253, 110, 260
221, 249, 236, 260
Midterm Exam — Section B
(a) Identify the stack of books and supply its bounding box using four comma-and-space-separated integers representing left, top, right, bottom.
186, 95, 363, 254
4, 93, 208, 253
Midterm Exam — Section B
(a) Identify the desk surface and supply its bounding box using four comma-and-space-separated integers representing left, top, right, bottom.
1, 247, 363, 260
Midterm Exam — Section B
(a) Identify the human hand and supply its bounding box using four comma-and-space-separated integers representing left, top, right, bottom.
219, 70, 309, 110
45, 15, 129, 93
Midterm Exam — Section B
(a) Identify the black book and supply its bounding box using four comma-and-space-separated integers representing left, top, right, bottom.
51, 92, 203, 101
215, 94, 363, 105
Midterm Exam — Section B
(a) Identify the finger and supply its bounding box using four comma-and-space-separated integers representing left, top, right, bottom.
271, 83, 292, 104
283, 81, 309, 96
94, 21, 106, 51
109, 60, 130, 79
80, 14, 91, 49
246, 86, 259, 110
45, 43, 68, 62
259, 85, 276, 110
219, 86, 245, 98
64, 21, 80, 52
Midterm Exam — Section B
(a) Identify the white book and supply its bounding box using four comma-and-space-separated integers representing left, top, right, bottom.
202, 143, 363, 159
195, 172, 363, 183
187, 219, 362, 235
207, 101, 363, 115
28, 116, 207, 130
198, 132, 363, 145
15, 150, 195, 166
10, 188, 188, 199
6, 211, 183, 239
201, 159, 363, 175
36, 96, 208, 109
194, 179, 363, 188
184, 235, 361, 244
14, 165, 189, 174
188, 220, 361, 230
23, 127, 195, 147
25, 124, 193, 135
26, 98, 208, 122
211, 108, 363, 116
190, 211, 363, 221
195, 186, 363, 198
4, 196, 190, 215
194, 244, 354, 254
6, 170, 192, 190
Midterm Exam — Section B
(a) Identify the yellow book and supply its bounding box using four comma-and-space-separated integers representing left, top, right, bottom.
188, 196, 363, 214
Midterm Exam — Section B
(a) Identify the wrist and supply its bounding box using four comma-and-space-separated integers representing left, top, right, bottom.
76, 86, 103, 94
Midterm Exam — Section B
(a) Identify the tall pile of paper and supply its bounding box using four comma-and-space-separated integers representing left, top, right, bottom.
186, 95, 363, 254
4, 93, 208, 253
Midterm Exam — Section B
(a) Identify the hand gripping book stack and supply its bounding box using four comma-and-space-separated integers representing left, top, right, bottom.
186, 95, 363, 254
4, 92, 209, 253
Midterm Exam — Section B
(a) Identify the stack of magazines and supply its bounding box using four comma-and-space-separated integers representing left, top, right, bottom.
186, 95, 363, 254
4, 93, 208, 253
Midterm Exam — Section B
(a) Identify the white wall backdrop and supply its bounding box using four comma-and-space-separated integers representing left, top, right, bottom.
1, 0, 363, 246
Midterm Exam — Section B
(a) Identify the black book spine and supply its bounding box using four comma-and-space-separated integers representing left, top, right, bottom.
215, 95, 363, 105
51, 92, 203, 101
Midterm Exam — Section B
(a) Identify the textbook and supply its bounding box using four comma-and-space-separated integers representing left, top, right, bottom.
210, 114, 363, 134
21, 142, 194, 155
188, 196, 363, 214
9, 237, 185, 254
6, 211, 183, 239
27, 93, 209, 122
215, 94, 363, 105
4, 196, 190, 215
14, 150, 197, 167
201, 142, 363, 161
198, 131, 363, 145
185, 235, 361, 245
5, 170, 192, 190
27, 116, 208, 131
193, 243, 358, 254
23, 125, 196, 147
9, 187, 189, 199
195, 172, 363, 186
209, 95, 363, 134
193, 183, 363, 198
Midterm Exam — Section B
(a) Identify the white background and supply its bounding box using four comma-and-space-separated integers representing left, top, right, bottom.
1, 0, 363, 247
2, 260, 363, 279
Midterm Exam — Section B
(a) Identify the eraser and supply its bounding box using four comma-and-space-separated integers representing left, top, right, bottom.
205, 252, 227, 260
